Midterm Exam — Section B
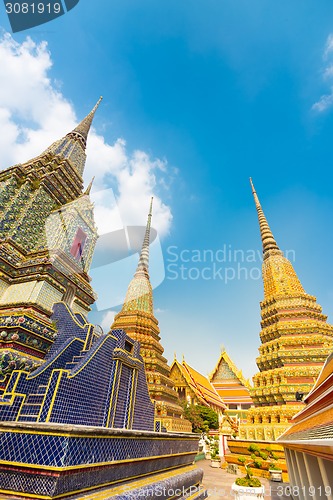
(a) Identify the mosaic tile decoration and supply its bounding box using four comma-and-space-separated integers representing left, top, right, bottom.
0, 429, 196, 467
0, 424, 200, 498
77, 466, 207, 500
0, 302, 155, 431
0, 454, 199, 498
0, 103, 104, 390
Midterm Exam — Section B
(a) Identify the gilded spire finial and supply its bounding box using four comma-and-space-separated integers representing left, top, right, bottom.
70, 96, 103, 147
84, 177, 95, 195
135, 197, 153, 276
250, 178, 280, 256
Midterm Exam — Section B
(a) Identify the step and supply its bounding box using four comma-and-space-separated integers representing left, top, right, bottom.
0, 395, 11, 403
65, 362, 78, 369
36, 386, 48, 395
72, 355, 84, 362
18, 415, 38, 422
25, 394, 45, 405
20, 405, 41, 416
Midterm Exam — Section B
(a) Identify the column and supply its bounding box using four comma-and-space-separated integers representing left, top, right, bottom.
318, 458, 333, 500
303, 453, 322, 500
284, 448, 297, 487
294, 451, 309, 500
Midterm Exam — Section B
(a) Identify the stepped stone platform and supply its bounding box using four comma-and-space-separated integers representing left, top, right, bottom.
0, 421, 205, 499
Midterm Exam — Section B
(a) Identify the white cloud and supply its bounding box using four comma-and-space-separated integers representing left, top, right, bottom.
312, 93, 333, 113
0, 31, 173, 237
312, 34, 333, 113
100, 310, 116, 332
324, 34, 333, 59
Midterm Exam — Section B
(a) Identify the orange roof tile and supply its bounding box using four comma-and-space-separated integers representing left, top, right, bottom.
281, 407, 333, 441
173, 359, 226, 411
279, 350, 333, 445
209, 350, 253, 405
306, 351, 333, 400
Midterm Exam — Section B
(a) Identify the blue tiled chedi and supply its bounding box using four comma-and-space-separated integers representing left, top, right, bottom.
0, 302, 154, 429
0, 302, 204, 499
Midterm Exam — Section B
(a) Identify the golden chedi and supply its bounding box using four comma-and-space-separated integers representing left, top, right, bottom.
240, 179, 333, 441
111, 199, 192, 432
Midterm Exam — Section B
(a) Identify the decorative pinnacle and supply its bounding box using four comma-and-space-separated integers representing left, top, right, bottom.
70, 96, 103, 147
250, 178, 280, 255
135, 197, 154, 276
84, 177, 95, 195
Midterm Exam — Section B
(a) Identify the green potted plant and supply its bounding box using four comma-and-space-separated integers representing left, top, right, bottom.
268, 462, 283, 482
263, 445, 282, 482
247, 443, 282, 482
231, 455, 264, 499
210, 437, 220, 468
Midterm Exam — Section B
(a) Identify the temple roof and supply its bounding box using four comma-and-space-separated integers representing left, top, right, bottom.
308, 351, 333, 395
172, 357, 226, 411
278, 350, 333, 442
209, 349, 253, 404
209, 349, 250, 387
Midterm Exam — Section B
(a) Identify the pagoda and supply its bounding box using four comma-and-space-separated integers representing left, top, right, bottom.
241, 179, 333, 441
111, 199, 192, 432
0, 99, 100, 390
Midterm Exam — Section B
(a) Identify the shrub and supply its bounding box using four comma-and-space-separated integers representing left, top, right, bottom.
235, 477, 262, 488
236, 442, 281, 485
248, 444, 260, 454
269, 463, 282, 471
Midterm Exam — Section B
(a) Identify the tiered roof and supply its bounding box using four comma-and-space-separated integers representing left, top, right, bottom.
171, 357, 226, 412
209, 350, 253, 406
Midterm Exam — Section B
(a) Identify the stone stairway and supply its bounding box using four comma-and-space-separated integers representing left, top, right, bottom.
64, 353, 86, 370
18, 384, 48, 422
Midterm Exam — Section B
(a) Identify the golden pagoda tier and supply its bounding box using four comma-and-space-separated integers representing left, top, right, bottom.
111, 199, 192, 433
0, 99, 101, 391
240, 179, 333, 441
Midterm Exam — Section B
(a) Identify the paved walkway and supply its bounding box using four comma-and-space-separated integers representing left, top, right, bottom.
195, 459, 290, 499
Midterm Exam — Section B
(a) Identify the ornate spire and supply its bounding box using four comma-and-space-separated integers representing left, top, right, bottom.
69, 97, 103, 147
250, 177, 305, 298
84, 177, 95, 195
112, 198, 155, 315
135, 197, 153, 277
35, 97, 102, 178
250, 178, 280, 257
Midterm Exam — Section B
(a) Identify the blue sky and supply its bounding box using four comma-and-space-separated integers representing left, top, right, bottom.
1, 1, 333, 380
